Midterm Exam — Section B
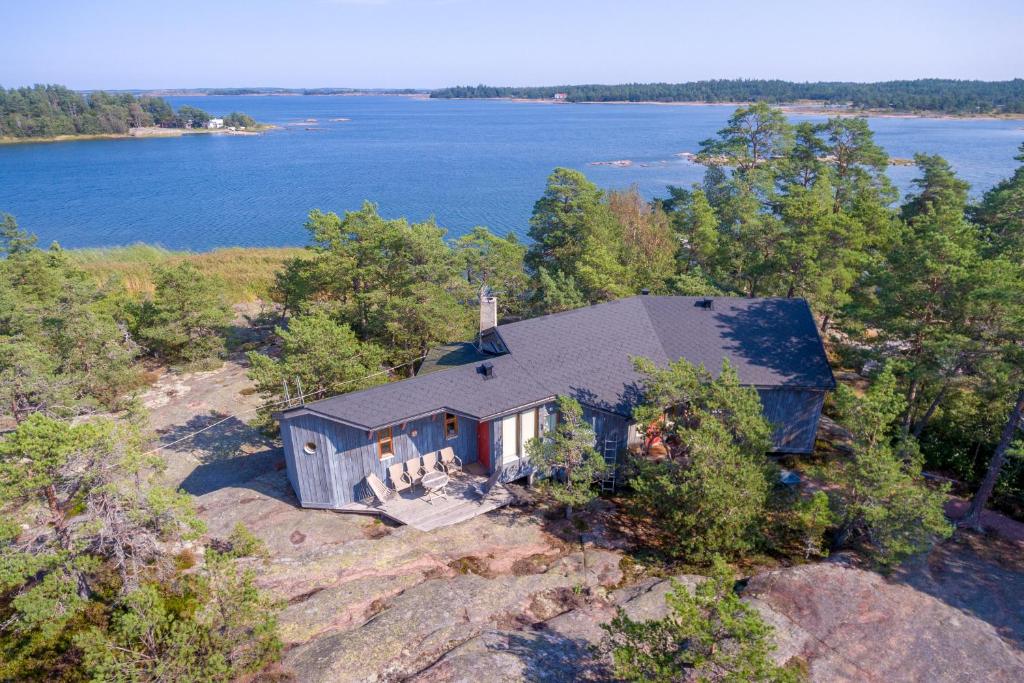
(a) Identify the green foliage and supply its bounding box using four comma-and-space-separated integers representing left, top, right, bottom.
0, 414, 216, 680
600, 556, 802, 683
222, 112, 256, 128
628, 359, 774, 562
1, 230, 141, 422
432, 79, 1024, 114
134, 262, 233, 367
698, 102, 793, 171
532, 267, 586, 314
292, 202, 475, 365
775, 491, 835, 561
823, 367, 953, 566
0, 85, 251, 139
526, 396, 608, 516
453, 226, 530, 319
225, 523, 268, 559
527, 167, 630, 306
76, 551, 281, 682
247, 310, 387, 424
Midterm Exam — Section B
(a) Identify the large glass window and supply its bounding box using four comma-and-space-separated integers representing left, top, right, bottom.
501, 414, 518, 463
501, 407, 541, 465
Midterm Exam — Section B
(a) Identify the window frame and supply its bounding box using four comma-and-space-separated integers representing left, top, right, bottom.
444, 412, 459, 440
377, 426, 394, 460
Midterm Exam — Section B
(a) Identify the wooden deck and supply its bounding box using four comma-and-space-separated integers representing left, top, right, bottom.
337, 470, 514, 532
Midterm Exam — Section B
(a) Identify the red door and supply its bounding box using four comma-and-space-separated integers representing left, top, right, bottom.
477, 420, 490, 471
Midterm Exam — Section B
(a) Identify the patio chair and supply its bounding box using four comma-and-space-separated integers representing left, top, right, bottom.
365, 472, 396, 506
405, 457, 426, 487
421, 451, 445, 475
387, 462, 413, 494
438, 446, 462, 473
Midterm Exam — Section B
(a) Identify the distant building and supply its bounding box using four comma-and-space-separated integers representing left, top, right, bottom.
553, 92, 568, 101
207, 118, 224, 129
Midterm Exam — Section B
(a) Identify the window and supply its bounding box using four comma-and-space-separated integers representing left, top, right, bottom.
444, 413, 459, 440
303, 441, 317, 455
519, 407, 536, 450
377, 426, 394, 459
500, 407, 541, 465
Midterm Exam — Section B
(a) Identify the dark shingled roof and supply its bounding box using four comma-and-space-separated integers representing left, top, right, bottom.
284, 295, 834, 430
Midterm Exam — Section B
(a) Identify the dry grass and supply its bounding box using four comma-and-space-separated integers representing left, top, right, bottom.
67, 244, 309, 302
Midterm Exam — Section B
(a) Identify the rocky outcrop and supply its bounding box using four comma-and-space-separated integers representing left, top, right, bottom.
745, 562, 1024, 682
283, 550, 626, 683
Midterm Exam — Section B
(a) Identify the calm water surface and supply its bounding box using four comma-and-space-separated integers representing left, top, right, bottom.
1, 96, 1022, 250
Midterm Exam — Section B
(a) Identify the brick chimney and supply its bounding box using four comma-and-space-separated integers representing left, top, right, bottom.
479, 286, 498, 332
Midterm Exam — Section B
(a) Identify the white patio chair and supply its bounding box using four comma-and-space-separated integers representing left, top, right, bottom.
387, 462, 413, 494
438, 446, 462, 473
365, 472, 396, 506
405, 457, 425, 487
421, 451, 445, 474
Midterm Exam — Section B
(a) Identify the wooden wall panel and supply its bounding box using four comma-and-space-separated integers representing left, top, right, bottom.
282, 412, 481, 508
757, 388, 825, 453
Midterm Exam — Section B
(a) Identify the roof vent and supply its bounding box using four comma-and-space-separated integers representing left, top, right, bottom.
479, 361, 495, 379
640, 288, 650, 295
697, 298, 715, 310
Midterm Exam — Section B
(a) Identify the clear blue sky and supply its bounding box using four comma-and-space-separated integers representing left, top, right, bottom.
3, 0, 1022, 89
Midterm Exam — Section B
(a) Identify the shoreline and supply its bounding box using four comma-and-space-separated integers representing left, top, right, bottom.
0, 124, 277, 146
430, 96, 1024, 121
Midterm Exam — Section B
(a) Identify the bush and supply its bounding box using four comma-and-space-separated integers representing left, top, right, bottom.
601, 556, 802, 682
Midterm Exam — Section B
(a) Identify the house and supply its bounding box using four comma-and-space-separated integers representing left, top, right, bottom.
553, 92, 568, 101
207, 117, 224, 129
276, 293, 835, 512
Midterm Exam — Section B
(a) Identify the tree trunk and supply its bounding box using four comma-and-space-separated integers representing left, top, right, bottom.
820, 313, 831, 333
960, 388, 1024, 531
901, 378, 920, 436
565, 504, 573, 520
912, 381, 951, 439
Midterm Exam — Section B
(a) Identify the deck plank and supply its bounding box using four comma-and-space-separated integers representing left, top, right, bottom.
335, 472, 513, 531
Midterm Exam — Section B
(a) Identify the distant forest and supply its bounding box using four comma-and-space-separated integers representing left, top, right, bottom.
161, 87, 426, 96
431, 79, 1024, 114
0, 84, 250, 139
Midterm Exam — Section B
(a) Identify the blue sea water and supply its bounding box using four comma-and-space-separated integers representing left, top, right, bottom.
1, 95, 1022, 250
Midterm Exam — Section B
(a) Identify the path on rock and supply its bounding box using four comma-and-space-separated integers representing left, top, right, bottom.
142, 353, 281, 495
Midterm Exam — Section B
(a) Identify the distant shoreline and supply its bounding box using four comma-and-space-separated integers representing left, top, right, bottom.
0, 124, 276, 146
432, 96, 1024, 121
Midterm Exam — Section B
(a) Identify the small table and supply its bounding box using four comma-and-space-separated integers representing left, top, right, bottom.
421, 470, 450, 504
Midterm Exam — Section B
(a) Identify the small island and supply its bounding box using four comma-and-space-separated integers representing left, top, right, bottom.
0, 84, 271, 144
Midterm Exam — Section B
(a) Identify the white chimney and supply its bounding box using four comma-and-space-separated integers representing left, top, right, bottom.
479, 286, 498, 332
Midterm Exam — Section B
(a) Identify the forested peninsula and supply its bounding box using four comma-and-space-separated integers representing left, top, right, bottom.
0, 84, 264, 142
431, 78, 1024, 115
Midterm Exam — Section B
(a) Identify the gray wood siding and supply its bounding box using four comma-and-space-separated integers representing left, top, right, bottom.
757, 388, 825, 453
280, 412, 479, 508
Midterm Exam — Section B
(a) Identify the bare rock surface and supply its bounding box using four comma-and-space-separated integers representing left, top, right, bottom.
745, 562, 1024, 682
283, 550, 626, 683
410, 573, 706, 683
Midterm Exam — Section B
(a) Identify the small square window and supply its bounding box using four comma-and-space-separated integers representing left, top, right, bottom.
444, 413, 459, 440
378, 426, 394, 459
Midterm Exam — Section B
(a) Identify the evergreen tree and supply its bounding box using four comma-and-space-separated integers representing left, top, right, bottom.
824, 367, 952, 566
601, 556, 802, 683
135, 262, 233, 367
525, 395, 608, 518
628, 358, 774, 562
